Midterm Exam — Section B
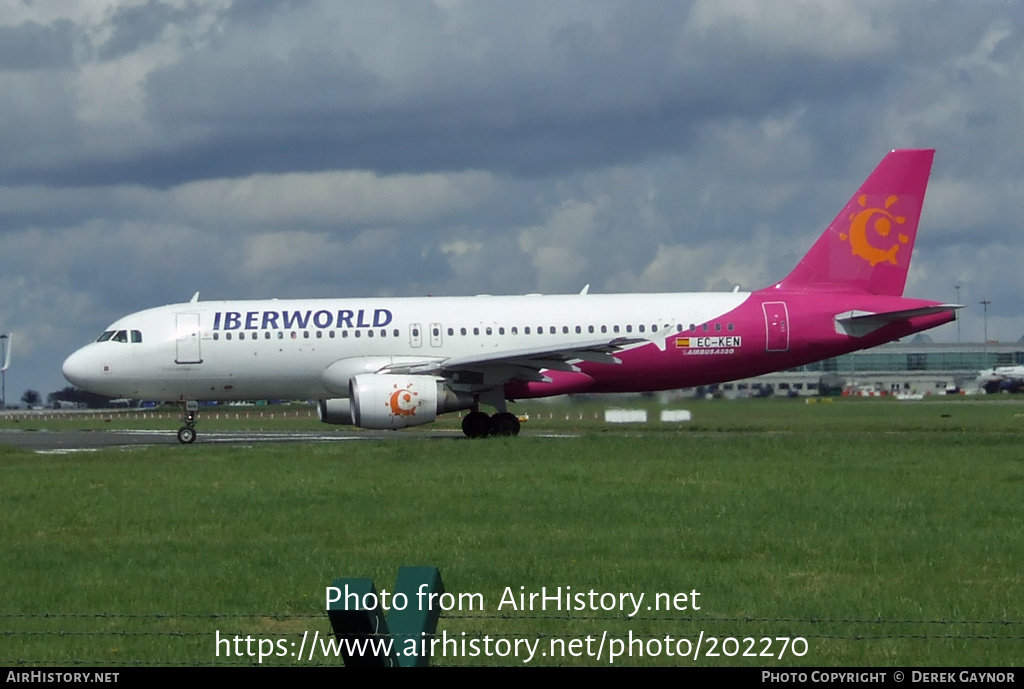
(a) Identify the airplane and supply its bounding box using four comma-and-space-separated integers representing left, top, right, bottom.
62, 149, 959, 443
978, 366, 1024, 394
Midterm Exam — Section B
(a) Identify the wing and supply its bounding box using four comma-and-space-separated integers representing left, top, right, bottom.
379, 336, 647, 388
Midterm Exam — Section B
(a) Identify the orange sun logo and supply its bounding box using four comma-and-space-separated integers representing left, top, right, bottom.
388, 385, 419, 417
839, 195, 910, 266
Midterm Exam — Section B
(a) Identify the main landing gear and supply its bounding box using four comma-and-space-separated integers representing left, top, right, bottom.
461, 411, 521, 438
177, 400, 199, 444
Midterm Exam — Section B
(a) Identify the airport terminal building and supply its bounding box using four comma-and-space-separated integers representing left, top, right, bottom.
715, 338, 1024, 397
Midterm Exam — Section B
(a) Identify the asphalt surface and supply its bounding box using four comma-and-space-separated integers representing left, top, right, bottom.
0, 428, 468, 452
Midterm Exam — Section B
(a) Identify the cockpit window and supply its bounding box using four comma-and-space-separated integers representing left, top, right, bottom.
97, 329, 142, 343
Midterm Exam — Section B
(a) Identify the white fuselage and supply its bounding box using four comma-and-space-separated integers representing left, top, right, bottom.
62, 292, 749, 402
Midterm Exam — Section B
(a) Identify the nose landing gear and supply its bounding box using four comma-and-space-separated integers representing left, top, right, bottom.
177, 400, 198, 444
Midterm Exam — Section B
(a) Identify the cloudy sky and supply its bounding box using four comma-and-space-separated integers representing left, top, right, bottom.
1, 0, 1022, 397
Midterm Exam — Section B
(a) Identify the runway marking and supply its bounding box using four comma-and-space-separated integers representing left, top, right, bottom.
35, 448, 100, 455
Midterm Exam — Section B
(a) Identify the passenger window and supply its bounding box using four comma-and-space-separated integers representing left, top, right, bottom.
715, 323, 721, 332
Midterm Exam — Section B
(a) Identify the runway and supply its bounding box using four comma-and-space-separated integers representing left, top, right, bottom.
0, 427, 580, 452
0, 427, 467, 452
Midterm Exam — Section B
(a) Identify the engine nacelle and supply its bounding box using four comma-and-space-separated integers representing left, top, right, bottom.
338, 374, 473, 430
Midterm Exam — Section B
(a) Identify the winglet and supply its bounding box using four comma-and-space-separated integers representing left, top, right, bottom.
777, 149, 935, 296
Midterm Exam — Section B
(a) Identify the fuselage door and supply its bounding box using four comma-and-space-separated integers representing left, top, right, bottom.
175, 313, 203, 364
409, 323, 422, 348
429, 323, 443, 348
762, 301, 790, 352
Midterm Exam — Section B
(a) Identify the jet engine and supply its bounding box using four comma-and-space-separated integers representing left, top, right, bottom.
319, 374, 473, 430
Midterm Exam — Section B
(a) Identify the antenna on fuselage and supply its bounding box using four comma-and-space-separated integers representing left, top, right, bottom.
579, 284, 590, 295
190, 292, 200, 303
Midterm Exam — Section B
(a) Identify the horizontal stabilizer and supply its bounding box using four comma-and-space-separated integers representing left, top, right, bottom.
835, 304, 960, 338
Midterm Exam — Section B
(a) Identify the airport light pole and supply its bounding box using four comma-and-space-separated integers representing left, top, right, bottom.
0, 334, 7, 410
979, 299, 991, 366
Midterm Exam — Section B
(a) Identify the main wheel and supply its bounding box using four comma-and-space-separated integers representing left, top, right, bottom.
177, 426, 197, 444
461, 411, 491, 438
490, 412, 521, 436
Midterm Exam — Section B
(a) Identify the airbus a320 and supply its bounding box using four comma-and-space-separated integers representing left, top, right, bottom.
63, 149, 957, 442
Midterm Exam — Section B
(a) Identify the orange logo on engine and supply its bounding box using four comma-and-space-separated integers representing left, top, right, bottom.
388, 385, 419, 417
839, 195, 910, 266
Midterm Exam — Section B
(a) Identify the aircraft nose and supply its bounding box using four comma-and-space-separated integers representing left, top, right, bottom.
62, 347, 97, 389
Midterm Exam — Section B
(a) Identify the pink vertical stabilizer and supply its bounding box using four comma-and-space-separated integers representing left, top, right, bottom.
776, 149, 935, 296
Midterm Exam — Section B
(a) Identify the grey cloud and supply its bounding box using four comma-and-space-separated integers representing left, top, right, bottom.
98, 0, 197, 61
0, 20, 79, 71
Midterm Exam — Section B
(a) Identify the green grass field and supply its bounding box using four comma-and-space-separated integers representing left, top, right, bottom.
2, 397, 1022, 666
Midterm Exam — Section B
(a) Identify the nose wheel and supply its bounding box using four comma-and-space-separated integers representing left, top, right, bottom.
178, 401, 199, 444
